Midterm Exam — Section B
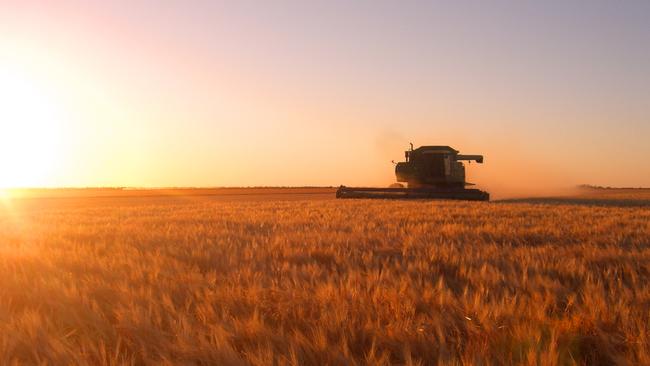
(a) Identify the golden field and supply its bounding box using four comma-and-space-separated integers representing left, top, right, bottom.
0, 189, 649, 365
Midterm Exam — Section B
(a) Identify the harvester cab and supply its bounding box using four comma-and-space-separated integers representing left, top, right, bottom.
396, 146, 483, 189
337, 144, 489, 201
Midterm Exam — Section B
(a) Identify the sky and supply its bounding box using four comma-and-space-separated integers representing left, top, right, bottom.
1, 0, 649, 193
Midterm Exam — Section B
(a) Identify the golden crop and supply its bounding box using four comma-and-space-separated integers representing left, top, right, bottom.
0, 195, 649, 365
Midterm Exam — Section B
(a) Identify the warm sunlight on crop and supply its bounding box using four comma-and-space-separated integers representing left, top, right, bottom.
0, 69, 64, 188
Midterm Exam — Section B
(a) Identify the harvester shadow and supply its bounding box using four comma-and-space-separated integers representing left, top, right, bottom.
495, 197, 650, 208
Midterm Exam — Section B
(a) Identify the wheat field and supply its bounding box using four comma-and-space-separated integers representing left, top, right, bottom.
0, 192, 649, 365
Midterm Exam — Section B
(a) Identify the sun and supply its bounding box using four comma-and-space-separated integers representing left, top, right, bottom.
0, 69, 64, 188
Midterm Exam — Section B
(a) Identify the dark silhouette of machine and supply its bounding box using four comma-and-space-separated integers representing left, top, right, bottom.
336, 144, 489, 200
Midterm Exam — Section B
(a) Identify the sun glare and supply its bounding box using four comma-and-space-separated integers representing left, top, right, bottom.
0, 69, 64, 188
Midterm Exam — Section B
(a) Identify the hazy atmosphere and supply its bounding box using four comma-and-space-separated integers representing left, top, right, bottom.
2, 2, 650, 364
2, 1, 649, 192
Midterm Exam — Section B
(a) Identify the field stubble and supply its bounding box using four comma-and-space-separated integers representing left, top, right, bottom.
0, 194, 649, 365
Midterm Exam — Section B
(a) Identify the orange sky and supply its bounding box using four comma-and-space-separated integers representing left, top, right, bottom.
1, 1, 649, 192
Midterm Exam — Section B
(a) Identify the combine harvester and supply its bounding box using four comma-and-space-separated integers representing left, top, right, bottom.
337, 144, 489, 201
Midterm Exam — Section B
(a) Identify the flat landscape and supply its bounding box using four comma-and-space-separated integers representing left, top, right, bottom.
0, 188, 649, 365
